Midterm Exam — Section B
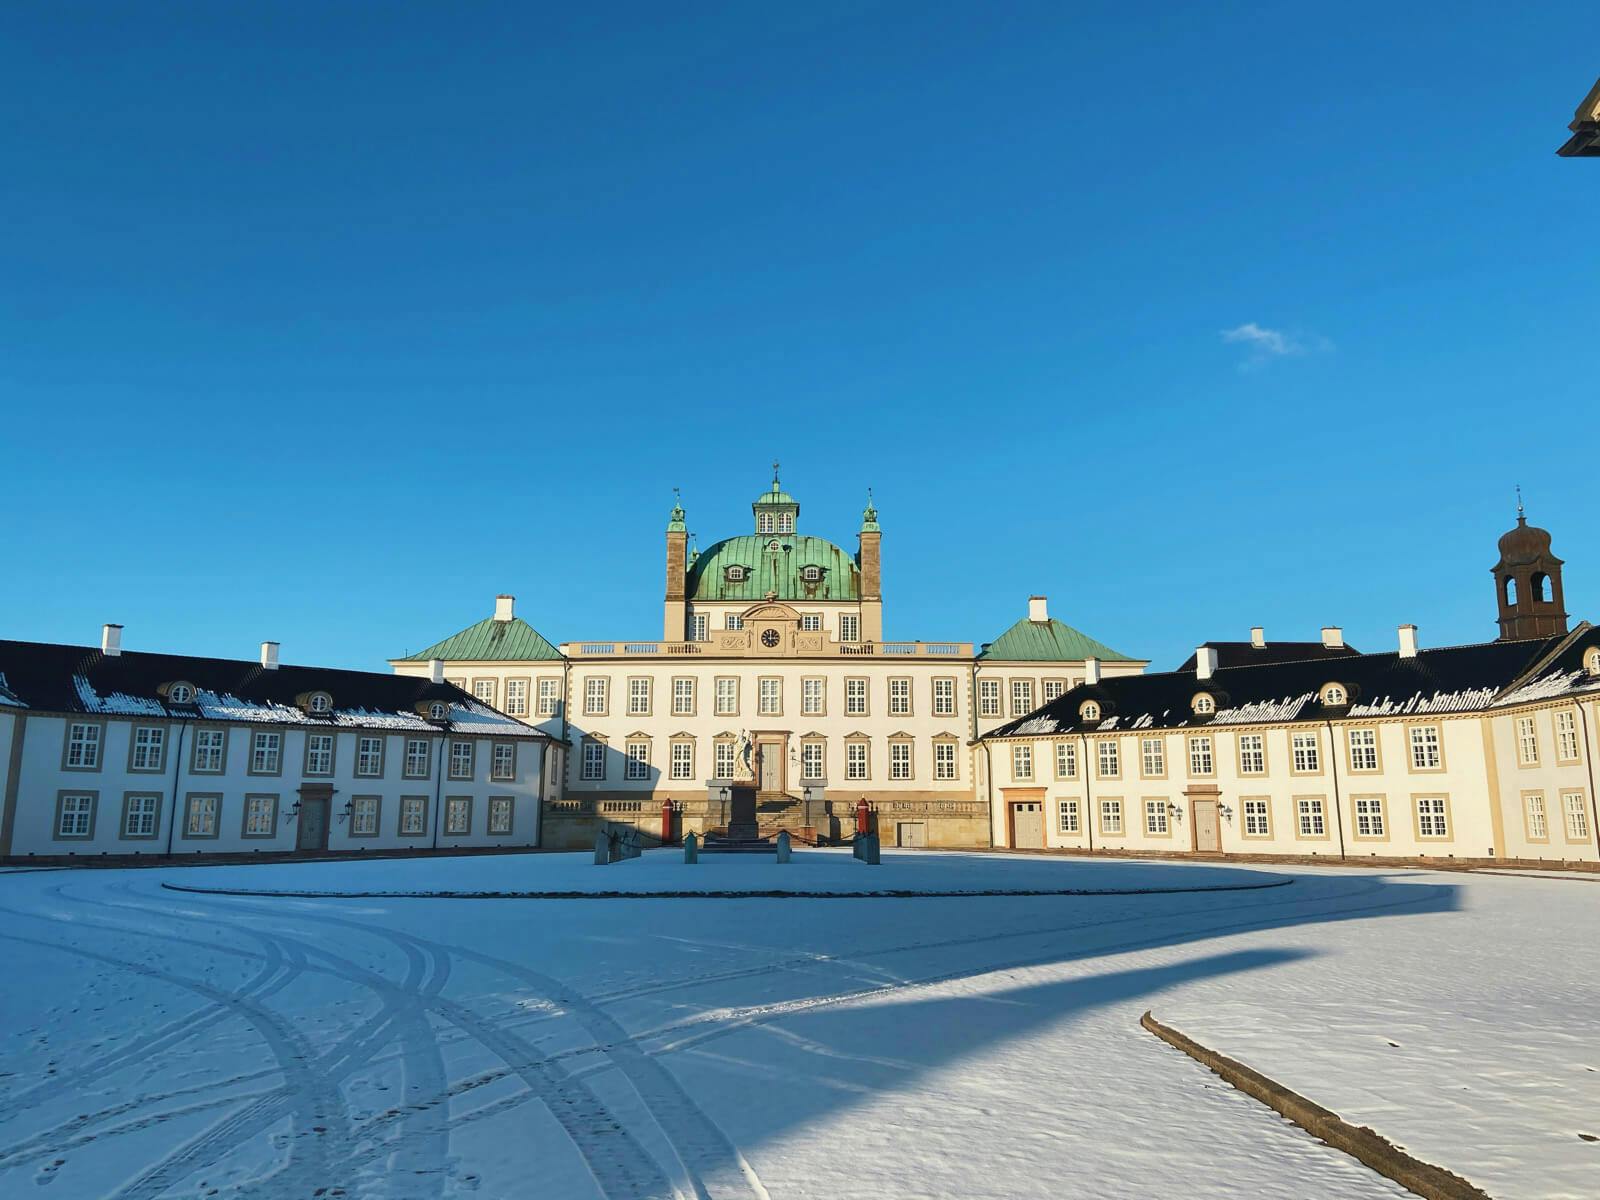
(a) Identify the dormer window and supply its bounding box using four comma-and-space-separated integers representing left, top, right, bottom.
800, 565, 823, 583
166, 682, 195, 704
1080, 700, 1101, 722
1192, 693, 1216, 715
307, 692, 333, 715
428, 701, 447, 721
1321, 683, 1348, 706
725, 565, 748, 583
1584, 646, 1600, 677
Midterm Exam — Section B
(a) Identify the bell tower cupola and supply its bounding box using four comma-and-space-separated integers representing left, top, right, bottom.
753, 461, 799, 535
1492, 491, 1568, 640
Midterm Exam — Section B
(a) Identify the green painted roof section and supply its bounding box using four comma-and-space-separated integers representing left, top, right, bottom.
398, 617, 563, 662
753, 483, 797, 508
979, 617, 1136, 662
687, 535, 860, 602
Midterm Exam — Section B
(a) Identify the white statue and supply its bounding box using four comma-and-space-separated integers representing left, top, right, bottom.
734, 729, 755, 781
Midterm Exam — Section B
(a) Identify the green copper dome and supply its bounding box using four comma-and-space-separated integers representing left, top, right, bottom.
686, 535, 860, 602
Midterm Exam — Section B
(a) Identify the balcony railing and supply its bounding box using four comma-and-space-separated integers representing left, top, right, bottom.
560, 639, 973, 659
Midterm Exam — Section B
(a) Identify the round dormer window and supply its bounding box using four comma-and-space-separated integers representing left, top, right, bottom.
1585, 646, 1600, 677
168, 682, 194, 704
428, 701, 447, 720
1080, 700, 1101, 721
1192, 693, 1215, 715
1321, 683, 1348, 706
308, 693, 332, 714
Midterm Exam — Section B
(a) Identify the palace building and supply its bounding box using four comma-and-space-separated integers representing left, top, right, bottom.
0, 633, 550, 858
981, 508, 1600, 864
391, 471, 1144, 848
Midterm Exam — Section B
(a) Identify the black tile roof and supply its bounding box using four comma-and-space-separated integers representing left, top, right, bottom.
0, 639, 545, 736
985, 630, 1588, 739
1175, 641, 1361, 671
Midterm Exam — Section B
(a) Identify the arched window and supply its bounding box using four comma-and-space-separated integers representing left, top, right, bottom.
1504, 576, 1518, 606
1321, 683, 1347, 706
308, 693, 332, 714
167, 682, 194, 704
428, 701, 447, 720
1080, 700, 1101, 722
1585, 647, 1600, 677
1532, 573, 1551, 603
1192, 693, 1215, 715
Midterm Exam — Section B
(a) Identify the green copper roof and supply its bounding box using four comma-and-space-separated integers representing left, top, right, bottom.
398, 616, 563, 662
687, 535, 860, 602
753, 483, 797, 508
979, 617, 1135, 662
860, 489, 880, 533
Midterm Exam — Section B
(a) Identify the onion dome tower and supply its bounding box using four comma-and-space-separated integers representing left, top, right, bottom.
1492, 494, 1568, 640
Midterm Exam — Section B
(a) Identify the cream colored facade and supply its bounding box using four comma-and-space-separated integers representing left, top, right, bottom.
392, 478, 1145, 848
984, 642, 1600, 866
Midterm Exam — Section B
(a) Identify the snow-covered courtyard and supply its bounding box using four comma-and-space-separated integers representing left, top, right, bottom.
1, 850, 1595, 1199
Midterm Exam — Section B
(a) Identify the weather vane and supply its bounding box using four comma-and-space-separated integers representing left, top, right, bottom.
772, 459, 780, 483
1516, 484, 1524, 519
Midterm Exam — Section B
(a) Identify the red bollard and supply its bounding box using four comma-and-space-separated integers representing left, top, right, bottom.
855, 796, 871, 836
662, 797, 675, 845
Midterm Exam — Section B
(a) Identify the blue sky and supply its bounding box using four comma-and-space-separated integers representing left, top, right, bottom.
3, 2, 1596, 671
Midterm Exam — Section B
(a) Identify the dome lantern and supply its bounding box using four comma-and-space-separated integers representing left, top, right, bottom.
752, 461, 799, 535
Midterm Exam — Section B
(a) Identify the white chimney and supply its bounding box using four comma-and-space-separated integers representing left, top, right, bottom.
1196, 646, 1218, 680
1250, 626, 1265, 649
101, 624, 123, 656
494, 594, 515, 622
1398, 624, 1419, 659
1084, 656, 1101, 685
1028, 595, 1049, 623
1321, 626, 1344, 649
261, 641, 280, 670
429, 658, 445, 684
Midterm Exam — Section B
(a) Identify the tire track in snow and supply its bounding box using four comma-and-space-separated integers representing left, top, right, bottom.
87, 883, 684, 1200
0, 927, 344, 1200
42, 883, 455, 1200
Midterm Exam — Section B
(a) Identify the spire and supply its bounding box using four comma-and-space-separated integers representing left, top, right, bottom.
667, 486, 686, 532
1515, 483, 1525, 525
860, 487, 880, 532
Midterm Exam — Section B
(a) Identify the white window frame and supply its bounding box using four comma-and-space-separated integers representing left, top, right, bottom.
889, 678, 912, 717
802, 677, 825, 716
537, 678, 561, 717
250, 731, 282, 775
122, 792, 160, 838
628, 677, 652, 716
933, 740, 957, 780
243, 793, 277, 838
1140, 737, 1164, 777
758, 677, 782, 716
1012, 743, 1033, 781
1297, 797, 1327, 837
404, 737, 431, 779
185, 793, 219, 838
889, 740, 912, 781
305, 733, 335, 777
445, 796, 472, 836
669, 740, 695, 781
351, 795, 380, 836
1562, 791, 1590, 841
978, 679, 1001, 718
1243, 798, 1270, 837
1188, 735, 1213, 776
1097, 740, 1119, 778
1055, 741, 1077, 779
356, 735, 384, 778
933, 677, 956, 716
66, 722, 103, 770
714, 739, 736, 780
581, 740, 606, 781
1516, 716, 1539, 766
448, 740, 475, 781
672, 677, 695, 716
802, 740, 826, 780
846, 678, 868, 716
845, 740, 869, 780
625, 740, 651, 781
715, 676, 739, 716
1555, 710, 1580, 762
1010, 679, 1034, 717
1291, 731, 1320, 773
1353, 795, 1385, 838
1238, 733, 1266, 775
399, 795, 429, 836
504, 678, 529, 717
193, 727, 226, 774
839, 613, 860, 643
490, 742, 516, 781
1409, 725, 1442, 770
584, 677, 609, 717
130, 726, 166, 772
1348, 728, 1379, 772
1145, 798, 1169, 836
1057, 799, 1080, 834
488, 796, 514, 835
1416, 795, 1449, 838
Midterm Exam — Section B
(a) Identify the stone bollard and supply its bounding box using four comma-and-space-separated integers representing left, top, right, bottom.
863, 832, 880, 865
594, 831, 611, 866
775, 830, 791, 863
683, 832, 699, 864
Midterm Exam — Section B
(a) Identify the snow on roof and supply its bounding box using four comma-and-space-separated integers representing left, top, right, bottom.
1348, 687, 1499, 717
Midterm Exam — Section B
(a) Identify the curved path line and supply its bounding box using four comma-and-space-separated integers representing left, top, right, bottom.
158, 877, 1295, 902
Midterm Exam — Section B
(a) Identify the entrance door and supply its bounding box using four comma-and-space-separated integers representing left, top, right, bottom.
758, 743, 783, 793
1011, 801, 1045, 849
1192, 798, 1221, 853
897, 821, 927, 848
297, 797, 330, 852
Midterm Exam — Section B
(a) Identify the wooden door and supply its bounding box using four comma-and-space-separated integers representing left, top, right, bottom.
1011, 801, 1045, 849
1192, 798, 1221, 853
297, 797, 329, 851
758, 743, 783, 793
897, 821, 927, 848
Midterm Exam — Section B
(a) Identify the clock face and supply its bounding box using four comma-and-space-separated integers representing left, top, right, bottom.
761, 628, 781, 648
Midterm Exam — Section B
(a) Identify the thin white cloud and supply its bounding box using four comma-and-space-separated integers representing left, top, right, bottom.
1221, 322, 1331, 370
